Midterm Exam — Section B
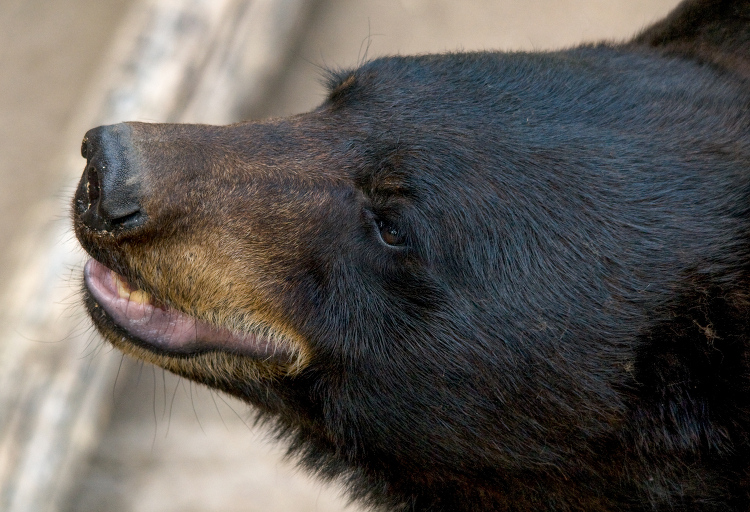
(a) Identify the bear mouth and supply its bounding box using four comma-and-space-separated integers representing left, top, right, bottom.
83, 258, 288, 360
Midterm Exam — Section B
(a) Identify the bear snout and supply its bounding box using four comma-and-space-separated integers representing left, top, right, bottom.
75, 123, 146, 233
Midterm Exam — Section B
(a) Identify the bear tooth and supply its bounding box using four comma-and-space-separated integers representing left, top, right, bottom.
112, 271, 151, 305
113, 272, 132, 299
128, 289, 152, 305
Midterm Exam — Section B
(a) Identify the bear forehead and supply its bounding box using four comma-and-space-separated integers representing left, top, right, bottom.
322, 49, 735, 115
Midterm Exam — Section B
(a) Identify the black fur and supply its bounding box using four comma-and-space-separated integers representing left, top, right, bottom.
255, 3, 750, 509
73, 1, 750, 510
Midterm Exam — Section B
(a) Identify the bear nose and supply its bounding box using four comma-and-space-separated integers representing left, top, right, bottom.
76, 123, 146, 232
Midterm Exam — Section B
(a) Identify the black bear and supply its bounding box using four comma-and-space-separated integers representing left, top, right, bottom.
73, 0, 750, 510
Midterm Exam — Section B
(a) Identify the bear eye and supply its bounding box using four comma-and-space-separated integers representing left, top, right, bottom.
376, 219, 405, 246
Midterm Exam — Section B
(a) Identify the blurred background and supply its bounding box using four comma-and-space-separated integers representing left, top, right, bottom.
0, 0, 680, 511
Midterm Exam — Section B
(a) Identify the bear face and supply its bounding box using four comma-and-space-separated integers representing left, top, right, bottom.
73, 1, 750, 510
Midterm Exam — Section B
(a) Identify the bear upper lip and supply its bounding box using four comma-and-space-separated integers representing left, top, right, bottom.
83, 258, 285, 359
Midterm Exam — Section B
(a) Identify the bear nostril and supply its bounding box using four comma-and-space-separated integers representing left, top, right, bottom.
86, 166, 100, 207
110, 210, 146, 230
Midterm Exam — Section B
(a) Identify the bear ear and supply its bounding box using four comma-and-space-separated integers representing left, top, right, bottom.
323, 70, 359, 106
631, 0, 750, 79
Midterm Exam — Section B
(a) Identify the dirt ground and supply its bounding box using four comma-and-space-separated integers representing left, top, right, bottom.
0, 0, 681, 510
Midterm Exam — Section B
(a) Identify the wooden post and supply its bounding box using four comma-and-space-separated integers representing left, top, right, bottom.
0, 0, 314, 510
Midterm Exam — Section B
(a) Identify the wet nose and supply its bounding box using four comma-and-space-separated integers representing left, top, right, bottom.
75, 123, 146, 232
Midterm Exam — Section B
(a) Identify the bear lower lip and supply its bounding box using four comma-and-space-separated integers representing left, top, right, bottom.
83, 259, 281, 359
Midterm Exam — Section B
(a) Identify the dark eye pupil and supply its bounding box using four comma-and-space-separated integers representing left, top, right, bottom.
377, 220, 403, 246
